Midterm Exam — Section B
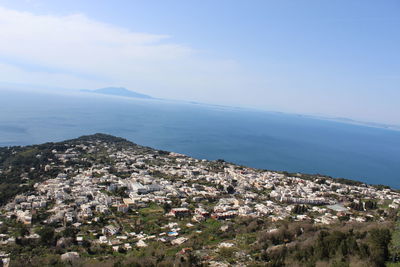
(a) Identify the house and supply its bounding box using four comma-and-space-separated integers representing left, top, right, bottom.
171, 237, 188, 245
128, 182, 148, 194
136, 240, 148, 247
147, 184, 162, 193
170, 208, 191, 217
102, 225, 119, 236
211, 211, 237, 220
195, 207, 210, 217
95, 205, 109, 213
117, 204, 129, 213
76, 236, 83, 245
123, 198, 136, 207
16, 210, 32, 225
61, 252, 79, 263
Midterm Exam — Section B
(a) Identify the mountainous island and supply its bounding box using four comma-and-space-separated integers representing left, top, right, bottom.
81, 87, 154, 99
0, 134, 399, 266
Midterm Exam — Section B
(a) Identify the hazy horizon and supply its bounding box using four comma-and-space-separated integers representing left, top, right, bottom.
0, 1, 399, 125
1, 82, 400, 131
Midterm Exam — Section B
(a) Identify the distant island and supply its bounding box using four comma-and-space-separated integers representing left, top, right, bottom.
81, 87, 154, 99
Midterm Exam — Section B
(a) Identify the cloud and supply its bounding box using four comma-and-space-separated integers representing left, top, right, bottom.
0, 6, 248, 100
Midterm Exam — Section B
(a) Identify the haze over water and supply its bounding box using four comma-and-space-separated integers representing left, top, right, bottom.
1, 89, 399, 188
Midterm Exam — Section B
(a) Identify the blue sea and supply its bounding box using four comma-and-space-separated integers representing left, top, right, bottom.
1, 89, 400, 188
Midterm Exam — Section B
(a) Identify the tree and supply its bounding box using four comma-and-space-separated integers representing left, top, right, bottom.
0, 224, 8, 234
365, 200, 377, 210
37, 226, 55, 246
293, 205, 308, 214
62, 226, 78, 239
368, 228, 391, 266
17, 224, 30, 237
163, 202, 172, 213
114, 186, 128, 198
226, 185, 235, 194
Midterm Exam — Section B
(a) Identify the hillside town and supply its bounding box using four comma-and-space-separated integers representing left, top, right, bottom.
0, 134, 399, 266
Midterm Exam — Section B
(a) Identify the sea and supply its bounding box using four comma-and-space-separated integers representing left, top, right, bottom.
1, 89, 399, 188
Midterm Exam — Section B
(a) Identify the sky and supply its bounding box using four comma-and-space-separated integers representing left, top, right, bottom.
0, 0, 399, 125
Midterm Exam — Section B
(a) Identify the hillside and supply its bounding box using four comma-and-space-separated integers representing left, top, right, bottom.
0, 134, 399, 266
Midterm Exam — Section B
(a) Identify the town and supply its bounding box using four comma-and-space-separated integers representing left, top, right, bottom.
0, 134, 399, 266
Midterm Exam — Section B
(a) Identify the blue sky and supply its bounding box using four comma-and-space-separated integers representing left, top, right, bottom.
0, 0, 399, 125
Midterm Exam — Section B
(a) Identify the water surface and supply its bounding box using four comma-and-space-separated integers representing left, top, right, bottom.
1, 89, 399, 188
